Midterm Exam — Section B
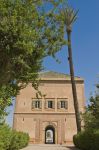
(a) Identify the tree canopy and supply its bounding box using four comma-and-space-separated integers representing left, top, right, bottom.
0, 0, 65, 120
0, 0, 65, 87
83, 84, 99, 130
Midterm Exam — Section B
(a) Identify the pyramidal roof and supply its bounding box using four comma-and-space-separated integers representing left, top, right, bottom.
39, 71, 83, 81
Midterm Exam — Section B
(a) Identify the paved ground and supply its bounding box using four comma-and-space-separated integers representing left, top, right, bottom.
21, 144, 79, 150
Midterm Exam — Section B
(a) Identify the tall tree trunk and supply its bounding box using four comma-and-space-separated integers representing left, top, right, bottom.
67, 29, 81, 132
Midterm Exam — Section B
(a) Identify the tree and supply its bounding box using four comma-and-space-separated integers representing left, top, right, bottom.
60, 3, 81, 132
83, 85, 99, 129
0, 0, 65, 88
0, 85, 16, 123
0, 0, 65, 119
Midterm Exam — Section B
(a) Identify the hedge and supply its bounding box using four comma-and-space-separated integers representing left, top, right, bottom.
0, 124, 29, 150
73, 129, 99, 150
0, 124, 12, 150
9, 131, 29, 150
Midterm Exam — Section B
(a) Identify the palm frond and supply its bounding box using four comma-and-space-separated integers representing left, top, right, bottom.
60, 4, 78, 29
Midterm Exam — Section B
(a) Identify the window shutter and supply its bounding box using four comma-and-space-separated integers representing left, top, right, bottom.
46, 100, 48, 108
40, 101, 42, 109
45, 100, 47, 109
57, 101, 60, 109
32, 101, 35, 109
65, 101, 68, 109
53, 101, 55, 109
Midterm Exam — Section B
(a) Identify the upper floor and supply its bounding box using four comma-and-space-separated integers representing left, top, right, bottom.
14, 71, 85, 114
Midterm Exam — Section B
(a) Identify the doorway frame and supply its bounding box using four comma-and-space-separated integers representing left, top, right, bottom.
45, 125, 55, 144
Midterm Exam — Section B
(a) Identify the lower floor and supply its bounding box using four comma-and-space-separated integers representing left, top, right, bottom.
13, 113, 77, 145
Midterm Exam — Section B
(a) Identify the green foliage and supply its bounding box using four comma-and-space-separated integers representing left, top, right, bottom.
88, 95, 99, 119
0, 124, 12, 150
73, 130, 99, 150
0, 0, 65, 120
9, 131, 29, 150
83, 85, 99, 130
58, 1, 78, 32
0, 0, 65, 86
0, 84, 18, 123
73, 84, 99, 150
0, 124, 29, 150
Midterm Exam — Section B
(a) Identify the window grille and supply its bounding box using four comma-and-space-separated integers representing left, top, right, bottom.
57, 100, 68, 109
32, 100, 42, 109
48, 101, 53, 108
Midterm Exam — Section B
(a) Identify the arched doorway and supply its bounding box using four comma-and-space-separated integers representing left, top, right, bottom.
45, 125, 55, 144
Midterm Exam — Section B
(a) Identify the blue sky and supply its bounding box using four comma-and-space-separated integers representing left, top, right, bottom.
44, 0, 99, 98
6, 0, 99, 126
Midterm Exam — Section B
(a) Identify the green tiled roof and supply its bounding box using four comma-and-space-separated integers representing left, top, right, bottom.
39, 71, 83, 80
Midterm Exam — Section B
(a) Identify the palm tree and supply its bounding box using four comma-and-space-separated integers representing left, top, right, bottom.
60, 5, 81, 132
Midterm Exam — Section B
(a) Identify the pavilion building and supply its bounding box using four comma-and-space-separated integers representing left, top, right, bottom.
13, 71, 85, 145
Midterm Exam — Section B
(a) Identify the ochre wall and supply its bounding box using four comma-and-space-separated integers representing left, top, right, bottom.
13, 79, 85, 145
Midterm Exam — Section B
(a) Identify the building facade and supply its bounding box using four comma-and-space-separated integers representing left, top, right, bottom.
13, 71, 85, 145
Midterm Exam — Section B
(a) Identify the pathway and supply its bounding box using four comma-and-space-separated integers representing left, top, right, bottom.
21, 144, 79, 150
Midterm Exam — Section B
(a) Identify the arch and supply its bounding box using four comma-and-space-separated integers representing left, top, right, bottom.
45, 125, 55, 144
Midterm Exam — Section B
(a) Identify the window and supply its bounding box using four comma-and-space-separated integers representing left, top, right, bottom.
57, 99, 68, 109
45, 99, 55, 109
35, 101, 40, 108
60, 101, 66, 108
48, 101, 53, 108
32, 100, 42, 109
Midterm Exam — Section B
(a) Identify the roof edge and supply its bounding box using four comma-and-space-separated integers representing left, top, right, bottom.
38, 71, 84, 81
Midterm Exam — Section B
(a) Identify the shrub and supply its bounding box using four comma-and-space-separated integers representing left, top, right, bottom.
0, 124, 29, 150
73, 129, 99, 150
0, 124, 12, 150
92, 130, 99, 150
9, 131, 29, 150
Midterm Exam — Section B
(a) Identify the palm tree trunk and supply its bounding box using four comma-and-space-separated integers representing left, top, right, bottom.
67, 29, 81, 132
